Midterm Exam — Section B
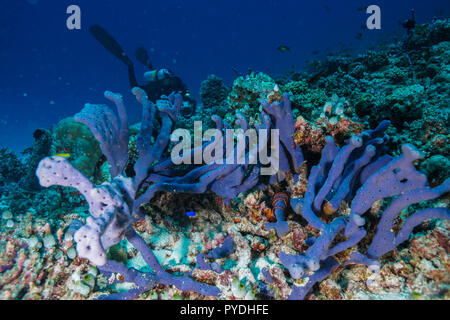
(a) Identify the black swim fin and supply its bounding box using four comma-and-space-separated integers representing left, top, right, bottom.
89, 25, 133, 67
135, 47, 153, 70
89, 24, 138, 88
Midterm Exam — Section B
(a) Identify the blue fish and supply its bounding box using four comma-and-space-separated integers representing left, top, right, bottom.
185, 211, 197, 217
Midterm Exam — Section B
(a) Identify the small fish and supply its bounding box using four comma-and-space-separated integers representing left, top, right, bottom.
185, 211, 197, 217
308, 70, 325, 83
323, 5, 331, 12
53, 153, 71, 158
357, 6, 367, 12
277, 46, 291, 52
355, 32, 363, 40
310, 60, 320, 68
231, 67, 241, 77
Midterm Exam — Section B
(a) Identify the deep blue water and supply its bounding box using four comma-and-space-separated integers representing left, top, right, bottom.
1, 0, 449, 153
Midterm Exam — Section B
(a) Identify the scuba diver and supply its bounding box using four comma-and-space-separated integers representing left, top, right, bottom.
401, 9, 416, 37
89, 25, 196, 116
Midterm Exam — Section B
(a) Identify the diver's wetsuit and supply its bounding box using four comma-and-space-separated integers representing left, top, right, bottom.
137, 70, 190, 104
89, 25, 195, 111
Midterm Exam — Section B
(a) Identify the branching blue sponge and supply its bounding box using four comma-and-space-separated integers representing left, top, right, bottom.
35, 89, 287, 299
196, 236, 235, 273
277, 122, 449, 299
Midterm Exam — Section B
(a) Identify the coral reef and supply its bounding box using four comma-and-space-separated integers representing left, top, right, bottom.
200, 75, 230, 118
0, 148, 24, 186
279, 125, 449, 299
34, 87, 276, 298
289, 18, 450, 183
226, 72, 277, 123
21, 129, 52, 191
0, 18, 449, 302
293, 95, 364, 155
280, 80, 328, 120
33, 87, 448, 300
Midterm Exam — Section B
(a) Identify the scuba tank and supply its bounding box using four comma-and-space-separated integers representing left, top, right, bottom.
144, 69, 172, 82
